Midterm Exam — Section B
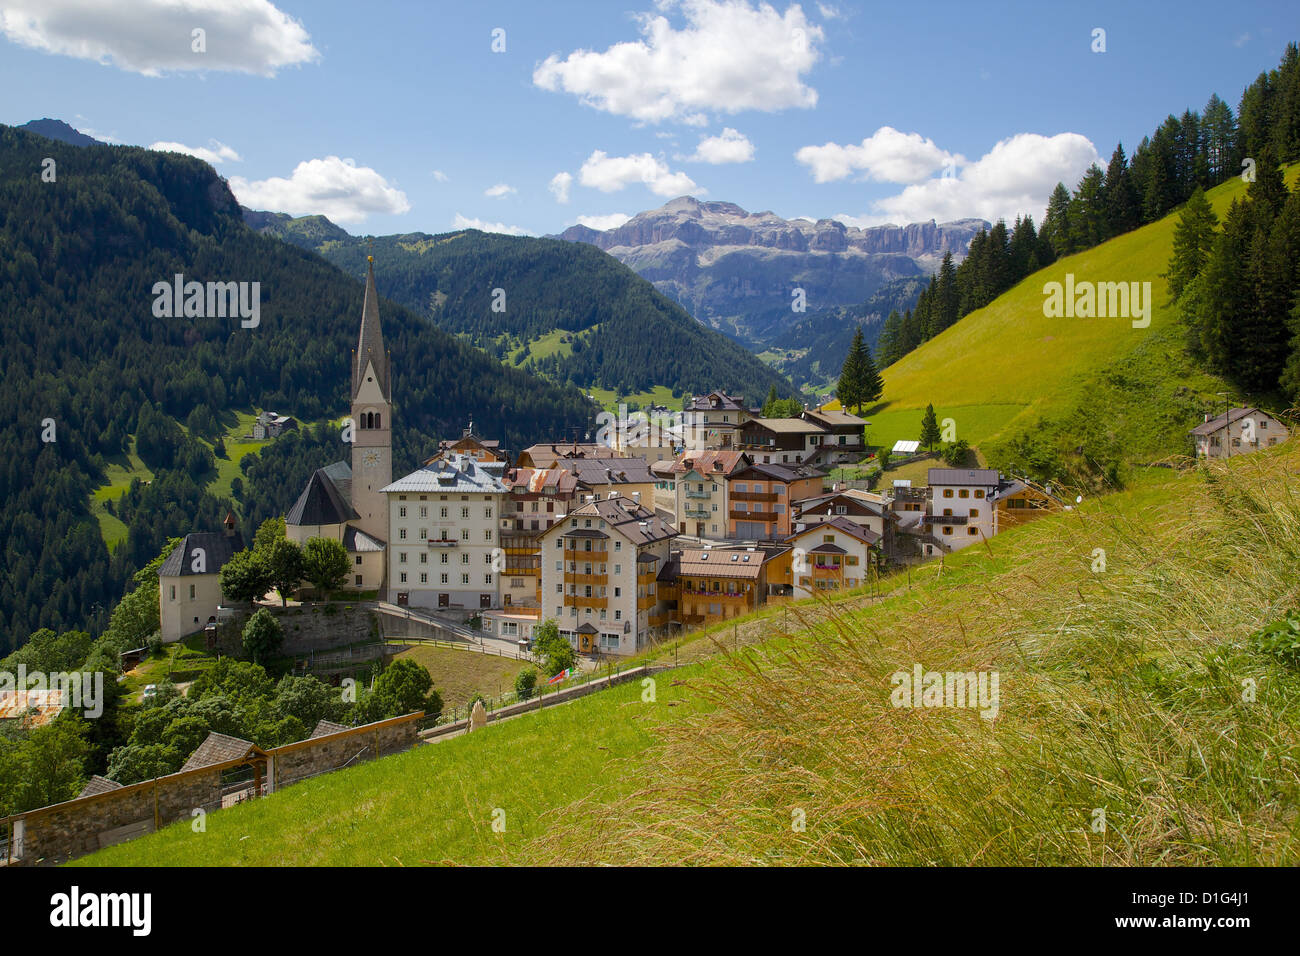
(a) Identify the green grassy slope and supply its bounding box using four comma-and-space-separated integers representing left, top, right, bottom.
835, 166, 1300, 480
76, 442, 1300, 866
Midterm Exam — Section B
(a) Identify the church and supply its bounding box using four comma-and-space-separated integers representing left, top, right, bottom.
285, 256, 392, 592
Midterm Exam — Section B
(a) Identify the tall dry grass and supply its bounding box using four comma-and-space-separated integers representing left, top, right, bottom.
518, 448, 1300, 865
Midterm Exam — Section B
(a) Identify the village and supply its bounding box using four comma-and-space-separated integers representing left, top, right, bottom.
160, 260, 1294, 662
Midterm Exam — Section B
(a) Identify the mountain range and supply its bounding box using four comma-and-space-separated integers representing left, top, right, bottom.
553, 197, 987, 355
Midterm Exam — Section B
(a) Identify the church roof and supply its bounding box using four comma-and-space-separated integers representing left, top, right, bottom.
287, 464, 358, 526
343, 525, 386, 551
158, 530, 247, 578
353, 258, 390, 402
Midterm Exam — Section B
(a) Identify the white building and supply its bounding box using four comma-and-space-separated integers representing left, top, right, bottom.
924, 468, 1000, 552
1189, 406, 1291, 459
538, 498, 678, 657
157, 514, 246, 642
382, 453, 508, 611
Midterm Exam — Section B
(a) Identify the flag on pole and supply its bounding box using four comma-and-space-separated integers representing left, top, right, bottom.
547, 667, 574, 685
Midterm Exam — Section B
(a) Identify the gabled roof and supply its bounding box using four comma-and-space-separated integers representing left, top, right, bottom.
671, 449, 750, 477
180, 732, 264, 772
310, 719, 350, 739
927, 467, 1000, 487
558, 456, 656, 486
742, 417, 825, 434
551, 497, 678, 546
503, 465, 580, 496
287, 465, 358, 527
796, 489, 889, 518
677, 545, 787, 580
1188, 406, 1272, 436
733, 461, 825, 483
353, 258, 390, 401
158, 530, 247, 578
78, 775, 123, 798
687, 391, 746, 412
803, 407, 868, 429
787, 515, 881, 547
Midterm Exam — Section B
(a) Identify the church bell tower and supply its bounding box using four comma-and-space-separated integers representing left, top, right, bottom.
351, 256, 393, 542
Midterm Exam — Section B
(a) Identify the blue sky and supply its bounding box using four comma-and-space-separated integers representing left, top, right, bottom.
1, 0, 1295, 236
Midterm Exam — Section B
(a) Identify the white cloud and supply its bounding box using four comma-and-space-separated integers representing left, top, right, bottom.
688, 127, 754, 164
451, 214, 532, 236
431, 169, 449, 182
0, 0, 318, 76
816, 3, 842, 19
548, 171, 573, 204
228, 156, 410, 224
578, 150, 699, 197
149, 139, 242, 165
485, 183, 516, 198
795, 126, 961, 184
574, 212, 632, 231
833, 132, 1099, 228
533, 0, 823, 123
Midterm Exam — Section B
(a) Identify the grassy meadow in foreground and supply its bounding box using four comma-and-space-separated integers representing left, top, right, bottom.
78, 444, 1300, 866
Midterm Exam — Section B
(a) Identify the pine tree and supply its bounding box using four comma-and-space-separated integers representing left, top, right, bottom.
860, 339, 884, 408
1104, 144, 1140, 235
836, 325, 871, 413
1166, 187, 1219, 301
934, 251, 959, 334
876, 310, 904, 367
1041, 183, 1073, 258
919, 404, 941, 452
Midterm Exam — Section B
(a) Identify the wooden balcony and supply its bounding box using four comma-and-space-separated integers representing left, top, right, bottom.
731, 508, 777, 521
567, 572, 607, 586
570, 595, 607, 609
731, 490, 777, 502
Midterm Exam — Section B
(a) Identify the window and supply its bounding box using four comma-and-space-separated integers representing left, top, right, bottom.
943, 489, 954, 498
461, 553, 470, 564
461, 529, 469, 541
485, 574, 493, 585
355, 575, 363, 586
188, 584, 195, 599
441, 553, 449, 564
399, 529, 407, 540
461, 574, 469, 585
968, 528, 979, 536
420, 553, 428, 564
170, 585, 176, 600
400, 572, 407, 583
970, 509, 979, 518
441, 573, 449, 584
399, 506, 407, 517
440, 506, 448, 518
959, 489, 969, 499
419, 506, 428, 518
942, 526, 953, 535
400, 552, 408, 564
420, 573, 428, 583
462, 507, 470, 518
974, 490, 984, 499
485, 507, 493, 518
355, 556, 362, 565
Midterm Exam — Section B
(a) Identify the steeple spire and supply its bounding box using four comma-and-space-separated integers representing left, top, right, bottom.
353, 255, 390, 401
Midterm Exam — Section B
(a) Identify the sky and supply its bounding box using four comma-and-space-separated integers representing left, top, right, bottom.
1, 0, 1296, 237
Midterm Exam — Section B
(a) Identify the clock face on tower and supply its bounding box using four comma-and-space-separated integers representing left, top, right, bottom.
362, 450, 381, 468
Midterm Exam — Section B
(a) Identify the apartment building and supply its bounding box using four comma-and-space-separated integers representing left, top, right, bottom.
682, 391, 754, 450
924, 468, 1000, 553
652, 449, 750, 540
727, 462, 825, 539
793, 488, 897, 552
674, 545, 792, 625
736, 417, 826, 464
538, 498, 678, 656
555, 456, 657, 507
381, 453, 507, 611
787, 517, 879, 598
496, 465, 581, 611
800, 407, 869, 465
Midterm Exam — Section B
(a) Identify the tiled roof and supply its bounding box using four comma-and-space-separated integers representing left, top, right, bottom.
677, 546, 782, 579
287, 464, 357, 527
560, 497, 678, 546
158, 530, 247, 578
78, 775, 123, 798
734, 461, 825, 483
686, 392, 745, 412
672, 449, 750, 477
557, 456, 656, 486
180, 732, 263, 772
310, 719, 350, 739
